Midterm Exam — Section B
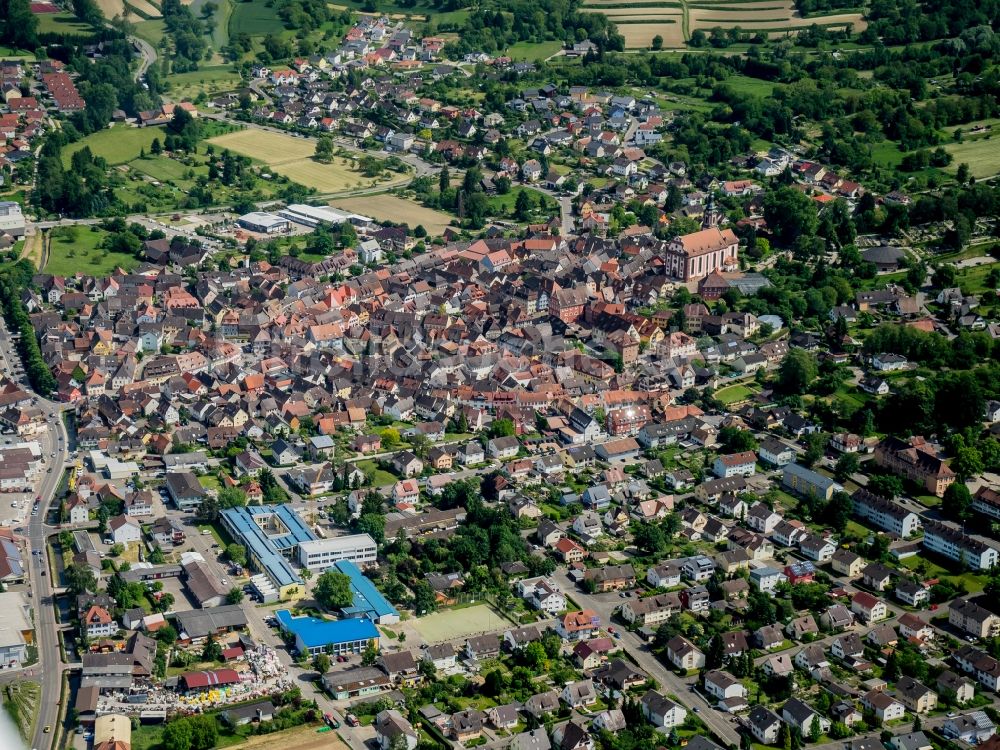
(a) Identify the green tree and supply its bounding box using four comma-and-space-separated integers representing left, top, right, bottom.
942, 482, 972, 522
362, 641, 378, 666
718, 426, 757, 453
764, 186, 819, 246
162, 718, 194, 750
226, 587, 244, 605
64, 563, 98, 595
201, 633, 223, 662
834, 453, 860, 481
314, 570, 353, 610
777, 349, 818, 394
226, 543, 246, 567
313, 653, 331, 674
314, 135, 334, 162
514, 189, 533, 221
217, 486, 247, 509
488, 418, 515, 438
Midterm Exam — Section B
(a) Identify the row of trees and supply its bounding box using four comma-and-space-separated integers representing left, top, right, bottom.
0, 265, 58, 394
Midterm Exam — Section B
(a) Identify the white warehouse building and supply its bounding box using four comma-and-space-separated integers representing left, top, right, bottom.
237, 212, 290, 234
278, 203, 372, 229
297, 534, 378, 571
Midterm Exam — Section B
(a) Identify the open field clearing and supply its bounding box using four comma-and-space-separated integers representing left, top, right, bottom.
62, 125, 165, 166
944, 138, 1000, 179
412, 605, 508, 643
619, 22, 686, 48
208, 129, 396, 193
331, 195, 454, 235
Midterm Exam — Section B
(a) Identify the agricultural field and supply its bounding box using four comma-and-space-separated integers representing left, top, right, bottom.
128, 0, 164, 17
208, 129, 397, 193
583, 0, 863, 48
331, 194, 454, 235
62, 125, 167, 167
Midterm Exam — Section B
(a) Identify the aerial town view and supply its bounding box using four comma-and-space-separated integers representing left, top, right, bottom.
0, 0, 998, 749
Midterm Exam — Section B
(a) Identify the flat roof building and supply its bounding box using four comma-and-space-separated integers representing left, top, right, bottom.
221, 504, 315, 600
297, 534, 378, 571
0, 591, 33, 667
279, 203, 372, 228
334, 560, 399, 625
0, 202, 25, 240
237, 211, 290, 234
275, 609, 379, 656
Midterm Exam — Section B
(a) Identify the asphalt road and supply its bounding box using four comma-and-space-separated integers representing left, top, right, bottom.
131, 37, 157, 83
0, 316, 70, 750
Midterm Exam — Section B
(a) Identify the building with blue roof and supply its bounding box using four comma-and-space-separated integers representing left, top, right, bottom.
275, 609, 380, 656
332, 560, 400, 625
221, 504, 316, 600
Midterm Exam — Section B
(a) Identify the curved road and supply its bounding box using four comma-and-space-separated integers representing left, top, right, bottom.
131, 36, 157, 82
0, 316, 70, 750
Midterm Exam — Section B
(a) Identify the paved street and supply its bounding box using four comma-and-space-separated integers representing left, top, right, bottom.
0, 314, 71, 750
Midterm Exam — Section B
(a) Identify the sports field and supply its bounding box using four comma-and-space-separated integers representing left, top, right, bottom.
331, 195, 454, 235
208, 129, 394, 193
62, 125, 166, 167
412, 605, 507, 644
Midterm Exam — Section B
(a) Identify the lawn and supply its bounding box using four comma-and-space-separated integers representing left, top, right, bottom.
354, 459, 396, 487
63, 125, 167, 167
487, 186, 558, 217
132, 18, 167, 45
35, 11, 96, 36
129, 154, 205, 185
45, 226, 141, 277
715, 384, 757, 405
228, 0, 282, 35
505, 40, 565, 61
944, 137, 1000, 179
870, 140, 908, 168
721, 74, 785, 97
166, 65, 243, 101
954, 261, 1000, 294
